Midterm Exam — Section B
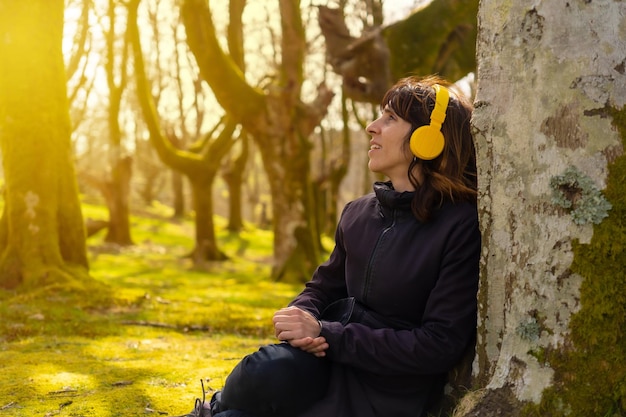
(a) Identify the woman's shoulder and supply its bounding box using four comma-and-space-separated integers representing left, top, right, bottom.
350, 192, 378, 205
445, 199, 478, 214
434, 200, 478, 225
339, 193, 379, 219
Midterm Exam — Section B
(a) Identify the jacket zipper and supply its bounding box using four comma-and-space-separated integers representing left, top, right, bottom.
363, 208, 397, 304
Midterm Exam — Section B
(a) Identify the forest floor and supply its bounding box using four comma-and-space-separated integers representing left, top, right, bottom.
0, 202, 302, 417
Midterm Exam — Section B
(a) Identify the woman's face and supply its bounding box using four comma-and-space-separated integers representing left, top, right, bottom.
366, 105, 415, 191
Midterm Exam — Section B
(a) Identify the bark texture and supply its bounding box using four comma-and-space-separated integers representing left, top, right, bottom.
0, 0, 90, 288
465, 1, 626, 415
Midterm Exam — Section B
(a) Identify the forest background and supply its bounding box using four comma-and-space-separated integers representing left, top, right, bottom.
1, 0, 625, 416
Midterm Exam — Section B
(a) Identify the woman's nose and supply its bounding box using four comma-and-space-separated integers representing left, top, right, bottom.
366, 120, 377, 135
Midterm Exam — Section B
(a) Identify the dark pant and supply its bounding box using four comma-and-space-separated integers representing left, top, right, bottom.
211, 343, 331, 417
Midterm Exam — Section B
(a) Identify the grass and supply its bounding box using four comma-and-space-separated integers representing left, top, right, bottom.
0, 202, 302, 417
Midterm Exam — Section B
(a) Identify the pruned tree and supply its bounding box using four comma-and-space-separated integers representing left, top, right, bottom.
129, 0, 237, 262
0, 0, 90, 288
181, 0, 334, 282
319, 0, 478, 103
455, 1, 626, 416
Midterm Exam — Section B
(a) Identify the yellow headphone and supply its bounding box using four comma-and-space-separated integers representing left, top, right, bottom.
409, 84, 449, 160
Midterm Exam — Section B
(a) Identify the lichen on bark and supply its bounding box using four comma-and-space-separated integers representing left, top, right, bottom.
524, 106, 626, 417
549, 165, 612, 225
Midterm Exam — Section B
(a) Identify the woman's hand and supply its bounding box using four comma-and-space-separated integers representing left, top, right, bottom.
273, 306, 329, 357
289, 336, 329, 357
273, 306, 321, 340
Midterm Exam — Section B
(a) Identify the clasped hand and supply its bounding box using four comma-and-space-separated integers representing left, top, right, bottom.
273, 306, 329, 357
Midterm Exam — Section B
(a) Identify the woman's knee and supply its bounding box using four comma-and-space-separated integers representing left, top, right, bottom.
220, 343, 330, 416
223, 344, 325, 393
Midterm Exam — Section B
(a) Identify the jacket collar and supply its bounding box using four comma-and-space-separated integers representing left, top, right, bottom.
373, 181, 414, 211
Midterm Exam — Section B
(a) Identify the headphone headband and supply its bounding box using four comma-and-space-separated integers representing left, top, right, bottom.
409, 84, 449, 160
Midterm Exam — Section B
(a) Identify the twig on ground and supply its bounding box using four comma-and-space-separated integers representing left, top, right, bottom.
111, 380, 134, 386
1, 402, 16, 410
48, 387, 78, 395
121, 320, 211, 332
145, 403, 168, 415
59, 401, 73, 409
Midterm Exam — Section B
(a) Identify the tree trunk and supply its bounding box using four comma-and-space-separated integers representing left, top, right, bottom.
223, 133, 248, 233
258, 129, 320, 282
103, 155, 134, 245
171, 171, 186, 219
0, 0, 90, 289
102, 0, 134, 246
462, 1, 626, 415
190, 180, 227, 263
168, 133, 187, 219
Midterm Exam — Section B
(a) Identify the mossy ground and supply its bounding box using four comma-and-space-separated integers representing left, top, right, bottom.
0, 202, 302, 417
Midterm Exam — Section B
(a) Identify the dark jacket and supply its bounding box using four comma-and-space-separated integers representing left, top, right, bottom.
291, 181, 481, 417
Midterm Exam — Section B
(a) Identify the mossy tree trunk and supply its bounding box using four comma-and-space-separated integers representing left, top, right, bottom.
181, 0, 334, 282
461, 1, 626, 416
0, 0, 90, 289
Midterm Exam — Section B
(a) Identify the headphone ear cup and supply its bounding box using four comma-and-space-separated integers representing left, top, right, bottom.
410, 125, 445, 160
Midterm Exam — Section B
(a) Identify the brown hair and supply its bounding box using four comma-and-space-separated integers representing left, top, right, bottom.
381, 75, 477, 222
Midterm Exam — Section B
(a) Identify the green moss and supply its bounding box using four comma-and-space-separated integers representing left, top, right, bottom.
524, 106, 626, 416
383, 0, 478, 81
527, 346, 549, 366
0, 208, 302, 416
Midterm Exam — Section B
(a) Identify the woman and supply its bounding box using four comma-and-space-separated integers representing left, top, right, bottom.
179, 75, 480, 417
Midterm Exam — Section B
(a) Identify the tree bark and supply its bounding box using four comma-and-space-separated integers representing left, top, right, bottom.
0, 0, 90, 289
463, 1, 626, 415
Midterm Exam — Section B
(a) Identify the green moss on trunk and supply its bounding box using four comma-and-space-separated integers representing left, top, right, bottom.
525, 107, 626, 416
